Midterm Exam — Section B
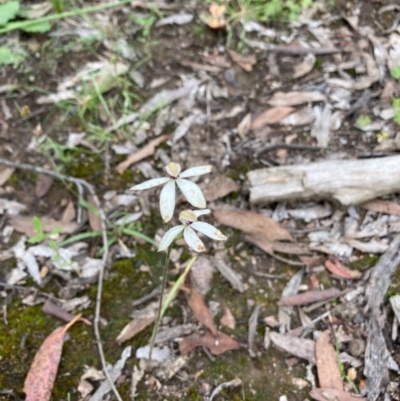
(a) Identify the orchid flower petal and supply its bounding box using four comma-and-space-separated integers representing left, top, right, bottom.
183, 226, 206, 252
158, 225, 184, 252
176, 178, 206, 209
191, 221, 227, 240
193, 209, 211, 217
130, 177, 170, 191
159, 180, 176, 222
179, 165, 213, 178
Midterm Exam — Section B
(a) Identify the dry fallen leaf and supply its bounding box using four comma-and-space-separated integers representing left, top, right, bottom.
116, 316, 156, 344
187, 288, 217, 336
24, 314, 82, 401
179, 330, 240, 355
220, 307, 235, 329
0, 166, 15, 186
35, 167, 53, 198
278, 288, 343, 306
116, 135, 168, 174
361, 199, 400, 217
61, 200, 76, 224
9, 215, 79, 237
251, 107, 295, 130
202, 176, 239, 202
310, 388, 367, 401
228, 49, 257, 72
293, 53, 316, 78
316, 330, 343, 390
324, 259, 362, 279
86, 194, 102, 232
237, 113, 252, 138
269, 332, 316, 363
213, 208, 293, 241
267, 91, 326, 106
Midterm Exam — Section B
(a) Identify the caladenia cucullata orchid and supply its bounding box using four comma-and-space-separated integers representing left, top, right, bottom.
130, 162, 227, 361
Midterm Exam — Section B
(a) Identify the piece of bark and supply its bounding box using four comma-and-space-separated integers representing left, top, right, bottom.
269, 331, 316, 363
315, 330, 343, 390
248, 155, 400, 206
364, 235, 400, 401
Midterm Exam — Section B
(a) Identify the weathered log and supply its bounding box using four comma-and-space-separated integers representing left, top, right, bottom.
247, 155, 400, 206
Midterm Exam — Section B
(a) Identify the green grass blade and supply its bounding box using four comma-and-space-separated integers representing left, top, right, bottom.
121, 227, 158, 247
58, 231, 103, 247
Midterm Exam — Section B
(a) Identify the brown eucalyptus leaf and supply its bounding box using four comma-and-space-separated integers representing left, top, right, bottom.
24, 314, 81, 401
267, 91, 326, 106
316, 330, 343, 390
35, 169, 53, 198
324, 259, 362, 279
213, 208, 293, 241
251, 107, 294, 130
86, 195, 102, 232
179, 330, 240, 355
187, 288, 217, 336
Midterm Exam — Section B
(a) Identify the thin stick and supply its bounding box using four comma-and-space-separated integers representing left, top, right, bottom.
0, 157, 123, 401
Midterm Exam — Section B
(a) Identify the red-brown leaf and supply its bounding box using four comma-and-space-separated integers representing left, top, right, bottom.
187, 288, 217, 336
324, 259, 362, 280
24, 314, 81, 401
180, 330, 240, 355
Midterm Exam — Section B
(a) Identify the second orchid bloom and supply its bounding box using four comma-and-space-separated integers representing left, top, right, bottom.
158, 210, 227, 252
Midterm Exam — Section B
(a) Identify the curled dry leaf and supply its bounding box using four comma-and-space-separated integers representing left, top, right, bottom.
324, 259, 362, 279
280, 107, 315, 126
187, 288, 217, 336
24, 314, 82, 401
179, 330, 240, 355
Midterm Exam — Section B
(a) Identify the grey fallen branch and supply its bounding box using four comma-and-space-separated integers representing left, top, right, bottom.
364, 234, 400, 401
0, 158, 123, 401
247, 155, 400, 206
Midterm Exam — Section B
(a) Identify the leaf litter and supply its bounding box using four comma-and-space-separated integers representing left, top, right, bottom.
3, 1, 400, 400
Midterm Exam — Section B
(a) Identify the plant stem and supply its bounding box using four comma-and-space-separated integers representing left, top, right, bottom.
149, 243, 172, 362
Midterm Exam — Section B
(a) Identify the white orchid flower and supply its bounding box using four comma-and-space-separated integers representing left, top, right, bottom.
130, 162, 212, 222
158, 209, 227, 252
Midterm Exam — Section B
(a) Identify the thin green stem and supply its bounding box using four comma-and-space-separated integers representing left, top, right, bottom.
149, 241, 172, 361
